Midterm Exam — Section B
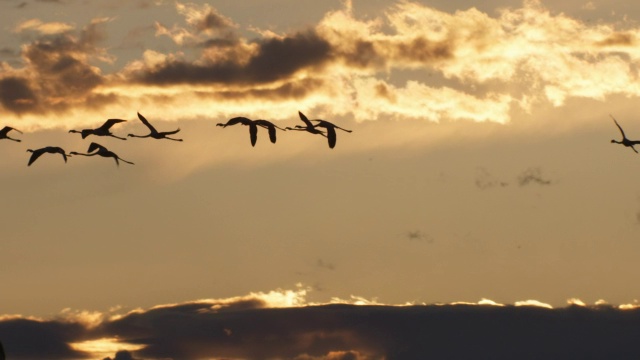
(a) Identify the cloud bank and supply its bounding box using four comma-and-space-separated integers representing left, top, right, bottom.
2, 1, 640, 127
1, 288, 640, 359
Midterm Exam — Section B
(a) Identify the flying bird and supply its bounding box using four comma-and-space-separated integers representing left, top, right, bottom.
0, 126, 23, 142
70, 142, 134, 166
0, 339, 4, 360
285, 111, 327, 137
128, 112, 183, 141
217, 117, 285, 146
610, 114, 640, 153
293, 111, 352, 149
253, 119, 287, 144
26, 146, 71, 166
69, 119, 127, 140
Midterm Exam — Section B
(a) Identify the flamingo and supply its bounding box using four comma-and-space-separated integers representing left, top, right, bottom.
216, 117, 284, 146
0, 126, 22, 142
128, 112, 182, 141
610, 114, 640, 153
70, 142, 134, 166
285, 111, 327, 137
292, 111, 352, 149
26, 146, 71, 166
69, 119, 127, 140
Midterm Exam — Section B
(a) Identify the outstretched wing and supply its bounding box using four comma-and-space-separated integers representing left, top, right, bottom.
610, 115, 626, 138
161, 128, 181, 135
249, 123, 258, 146
298, 111, 313, 128
28, 149, 44, 166
137, 112, 158, 133
88, 142, 108, 153
100, 119, 127, 130
1, 126, 21, 135
326, 126, 337, 149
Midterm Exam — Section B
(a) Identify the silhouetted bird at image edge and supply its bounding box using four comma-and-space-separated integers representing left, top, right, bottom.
68, 119, 127, 140
216, 117, 286, 146
610, 114, 640, 153
0, 126, 22, 142
128, 112, 183, 141
26, 146, 71, 166
70, 142, 134, 167
0, 339, 5, 360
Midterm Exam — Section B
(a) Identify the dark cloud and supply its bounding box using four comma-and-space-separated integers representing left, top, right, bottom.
517, 167, 552, 186
406, 230, 434, 243
374, 82, 396, 103
3, 297, 640, 360
475, 167, 509, 189
389, 37, 453, 63
0, 47, 18, 57
137, 30, 331, 86
0, 77, 39, 113
0, 19, 112, 114
103, 350, 142, 360
597, 32, 635, 47
0, 317, 89, 359
317, 259, 335, 271
197, 10, 235, 33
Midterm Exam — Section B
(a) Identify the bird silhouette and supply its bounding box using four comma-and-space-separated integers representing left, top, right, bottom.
0, 126, 22, 142
0, 339, 5, 360
128, 112, 183, 141
610, 114, 640, 153
217, 117, 285, 146
70, 142, 134, 166
253, 119, 287, 144
285, 111, 327, 138
26, 146, 71, 166
292, 111, 352, 149
69, 119, 127, 140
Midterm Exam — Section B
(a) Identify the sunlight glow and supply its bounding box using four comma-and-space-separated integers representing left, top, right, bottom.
515, 300, 553, 309
70, 338, 145, 359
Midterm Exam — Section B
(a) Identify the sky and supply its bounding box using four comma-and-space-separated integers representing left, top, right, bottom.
1, 0, 640, 358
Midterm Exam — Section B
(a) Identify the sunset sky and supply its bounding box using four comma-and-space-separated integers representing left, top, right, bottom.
2, 0, 640, 358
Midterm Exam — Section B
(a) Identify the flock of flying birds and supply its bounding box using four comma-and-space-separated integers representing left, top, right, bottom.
3, 112, 635, 167
0, 111, 352, 167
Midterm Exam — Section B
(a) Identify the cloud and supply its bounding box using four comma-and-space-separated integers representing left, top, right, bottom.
475, 167, 509, 189
517, 167, 552, 186
14, 19, 75, 35
0, 18, 114, 115
6, 1, 640, 127
1, 289, 640, 359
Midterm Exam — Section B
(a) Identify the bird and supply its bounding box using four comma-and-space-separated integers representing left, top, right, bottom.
128, 112, 183, 141
26, 146, 71, 166
285, 111, 327, 138
253, 119, 287, 144
70, 142, 134, 166
0, 339, 5, 360
294, 111, 352, 149
68, 119, 127, 140
0, 126, 22, 142
610, 114, 640, 153
217, 117, 285, 146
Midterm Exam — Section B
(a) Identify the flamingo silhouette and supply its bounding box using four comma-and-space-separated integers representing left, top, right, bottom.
69, 119, 127, 140
0, 339, 4, 360
217, 117, 285, 146
70, 142, 134, 166
610, 114, 640, 153
26, 146, 71, 166
291, 111, 351, 149
285, 111, 327, 137
0, 126, 22, 142
128, 112, 183, 141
